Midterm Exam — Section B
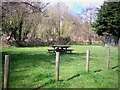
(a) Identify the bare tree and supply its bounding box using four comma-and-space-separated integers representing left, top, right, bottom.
81, 7, 97, 44
2, 2, 49, 46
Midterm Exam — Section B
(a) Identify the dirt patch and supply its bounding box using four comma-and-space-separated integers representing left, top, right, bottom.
0, 41, 10, 47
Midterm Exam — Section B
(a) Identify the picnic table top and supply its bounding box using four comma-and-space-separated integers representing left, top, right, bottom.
52, 45, 71, 48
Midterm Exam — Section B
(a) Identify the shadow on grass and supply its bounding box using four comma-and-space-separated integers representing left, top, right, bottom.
111, 65, 118, 69
68, 52, 86, 58
65, 71, 87, 81
94, 69, 102, 73
60, 52, 86, 63
2, 51, 57, 74
2, 51, 86, 88
67, 74, 80, 81
66, 66, 119, 82
2, 51, 56, 63
61, 52, 86, 55
33, 79, 55, 90
2, 50, 86, 62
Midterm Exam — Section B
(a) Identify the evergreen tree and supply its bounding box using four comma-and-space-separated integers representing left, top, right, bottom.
92, 1, 120, 43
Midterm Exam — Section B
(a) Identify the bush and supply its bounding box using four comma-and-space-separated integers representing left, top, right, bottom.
55, 36, 71, 45
20, 38, 46, 47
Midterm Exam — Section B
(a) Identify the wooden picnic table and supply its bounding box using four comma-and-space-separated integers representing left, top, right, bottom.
52, 45, 70, 52
48, 45, 73, 53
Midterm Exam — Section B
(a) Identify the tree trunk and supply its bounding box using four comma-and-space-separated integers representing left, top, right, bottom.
118, 38, 120, 46
114, 36, 119, 46
88, 36, 92, 45
18, 19, 23, 46
8, 27, 17, 41
13, 26, 17, 41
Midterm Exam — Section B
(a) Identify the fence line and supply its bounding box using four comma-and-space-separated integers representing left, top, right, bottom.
3, 48, 112, 86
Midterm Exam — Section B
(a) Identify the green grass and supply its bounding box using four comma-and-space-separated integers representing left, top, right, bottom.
2, 45, 118, 88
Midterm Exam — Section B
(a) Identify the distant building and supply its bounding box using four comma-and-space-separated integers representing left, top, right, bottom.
105, 35, 118, 46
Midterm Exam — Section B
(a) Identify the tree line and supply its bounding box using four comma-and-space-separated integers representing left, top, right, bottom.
1, 1, 119, 46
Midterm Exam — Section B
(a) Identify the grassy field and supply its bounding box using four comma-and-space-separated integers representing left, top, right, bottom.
2, 45, 118, 88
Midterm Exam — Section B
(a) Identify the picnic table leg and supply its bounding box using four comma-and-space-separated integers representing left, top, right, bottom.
61, 47, 66, 53
65, 48, 67, 53
53, 47, 56, 52
61, 47, 64, 52
53, 47, 55, 52
56, 47, 59, 52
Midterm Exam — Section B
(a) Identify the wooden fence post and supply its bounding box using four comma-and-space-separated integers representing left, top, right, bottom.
4, 55, 10, 89
56, 52, 60, 81
106, 48, 110, 69
86, 50, 90, 73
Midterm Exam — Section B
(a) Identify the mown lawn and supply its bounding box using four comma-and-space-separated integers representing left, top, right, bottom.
2, 45, 118, 88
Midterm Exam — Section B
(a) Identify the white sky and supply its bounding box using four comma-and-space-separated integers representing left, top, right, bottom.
2, 0, 106, 14
41, 0, 105, 7
41, 0, 106, 14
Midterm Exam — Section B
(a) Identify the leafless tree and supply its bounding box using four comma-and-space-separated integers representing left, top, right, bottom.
81, 7, 97, 44
2, 2, 49, 46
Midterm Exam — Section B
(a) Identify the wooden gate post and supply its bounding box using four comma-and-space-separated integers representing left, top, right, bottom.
86, 50, 90, 73
4, 55, 10, 89
106, 48, 110, 69
56, 52, 60, 81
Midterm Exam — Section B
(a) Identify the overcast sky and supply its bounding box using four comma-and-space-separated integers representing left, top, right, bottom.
42, 0, 106, 14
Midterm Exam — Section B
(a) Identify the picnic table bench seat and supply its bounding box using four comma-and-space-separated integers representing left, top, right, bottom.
67, 49, 74, 53
48, 45, 74, 53
48, 49, 55, 52
48, 48, 74, 53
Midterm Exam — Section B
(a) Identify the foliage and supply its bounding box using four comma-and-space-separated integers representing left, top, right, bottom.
2, 2, 105, 46
92, 1, 120, 40
2, 45, 118, 88
2, 2, 49, 46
